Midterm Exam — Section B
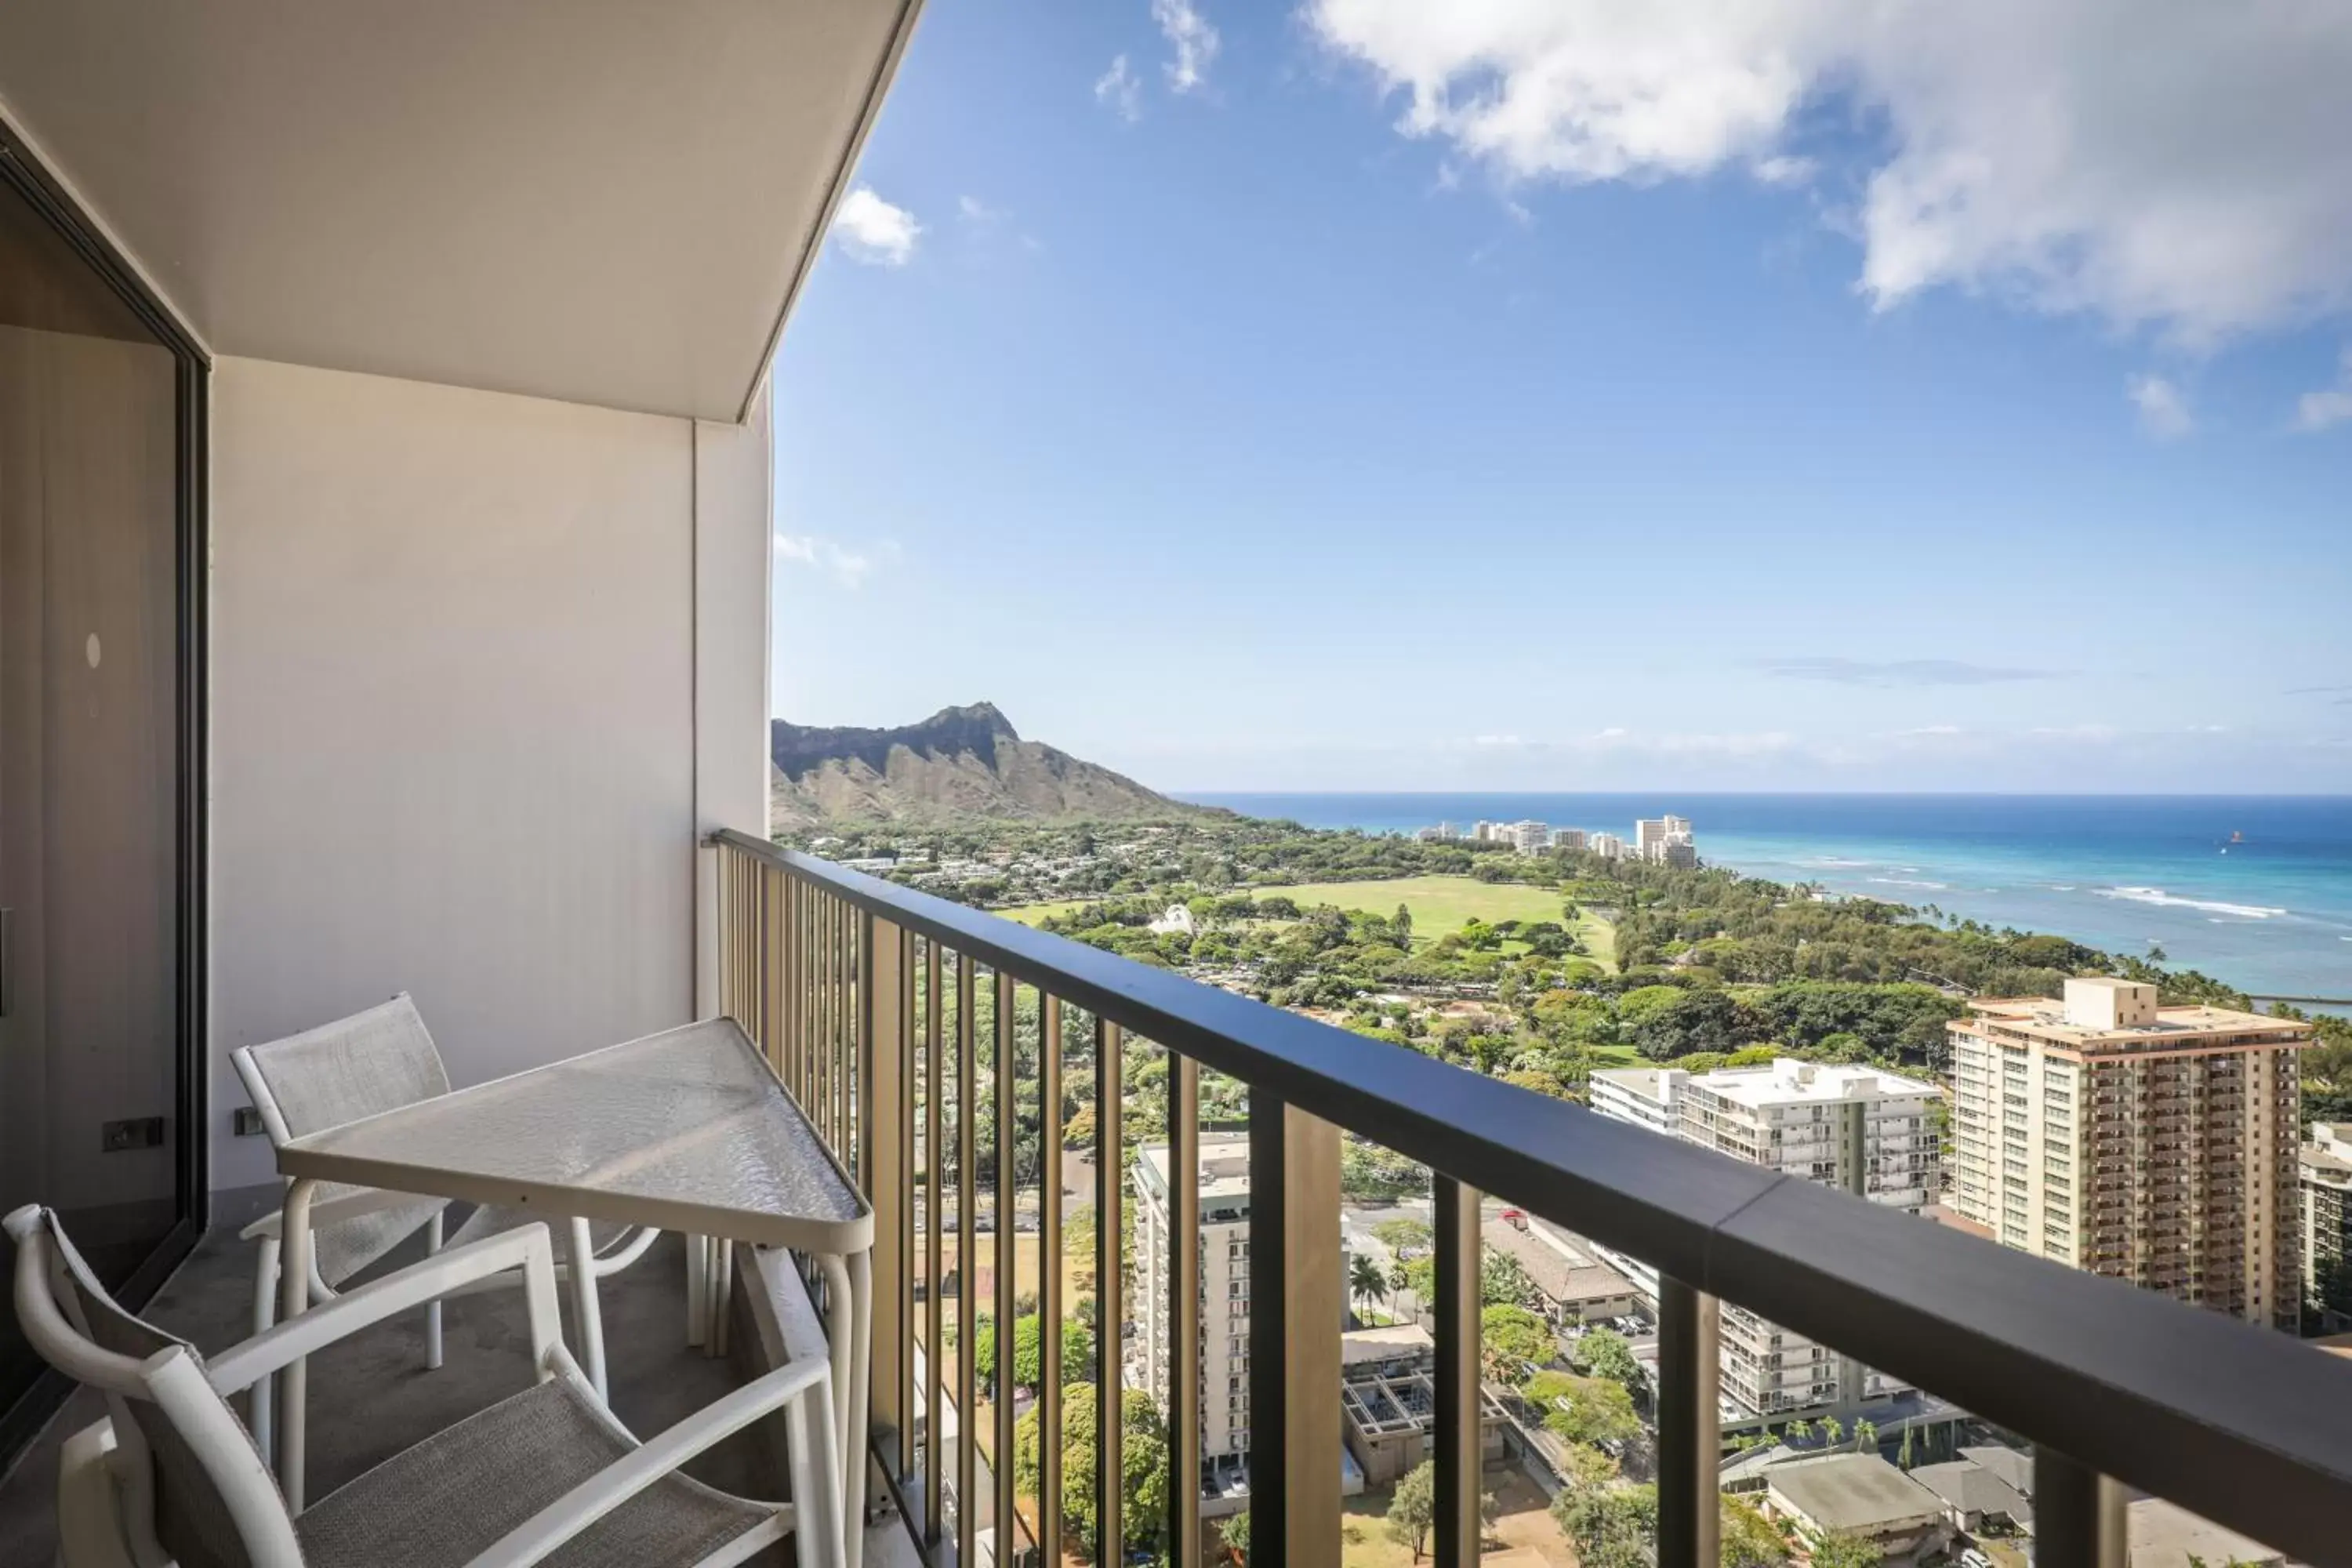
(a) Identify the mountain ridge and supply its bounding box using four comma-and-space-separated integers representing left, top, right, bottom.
768, 702, 1205, 829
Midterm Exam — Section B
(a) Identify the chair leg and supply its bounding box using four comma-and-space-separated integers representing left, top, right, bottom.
786, 1368, 847, 1568
566, 1217, 608, 1399
250, 1237, 280, 1465
424, 1210, 445, 1371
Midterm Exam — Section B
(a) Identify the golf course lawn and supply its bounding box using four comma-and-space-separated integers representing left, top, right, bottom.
1004, 874, 1617, 969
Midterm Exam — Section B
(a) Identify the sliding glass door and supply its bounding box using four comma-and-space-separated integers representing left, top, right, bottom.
0, 138, 205, 1457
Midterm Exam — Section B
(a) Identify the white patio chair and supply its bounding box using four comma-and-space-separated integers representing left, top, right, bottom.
6, 1203, 844, 1568
231, 994, 658, 1458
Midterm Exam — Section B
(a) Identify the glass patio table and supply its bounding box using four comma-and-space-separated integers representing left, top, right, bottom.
269, 1017, 874, 1554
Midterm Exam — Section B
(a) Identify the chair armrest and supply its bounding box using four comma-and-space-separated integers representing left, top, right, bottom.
207, 1223, 554, 1394
237, 1186, 446, 1241
460, 1357, 830, 1568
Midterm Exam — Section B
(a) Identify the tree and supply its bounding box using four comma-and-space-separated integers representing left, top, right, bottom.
1806, 1530, 1885, 1568
1573, 1325, 1643, 1392
1851, 1417, 1878, 1454
1349, 1250, 1388, 1312
974, 1313, 998, 1395
1554, 1440, 1618, 1500
1221, 1508, 1250, 1563
1480, 1247, 1539, 1308
1386, 1461, 1438, 1560
1552, 1482, 1657, 1568
1818, 1414, 1845, 1447
1014, 1385, 1168, 1561
1479, 1305, 1553, 1383
1786, 1418, 1813, 1444
1523, 1370, 1639, 1448
1722, 1495, 1790, 1568
1393, 902, 1415, 949
1897, 1424, 1915, 1470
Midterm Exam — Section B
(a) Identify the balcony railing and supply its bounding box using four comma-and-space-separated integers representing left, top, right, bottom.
710, 830, 2352, 1568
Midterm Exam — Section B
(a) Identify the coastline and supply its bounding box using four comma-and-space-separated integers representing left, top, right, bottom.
1178, 791, 2352, 1004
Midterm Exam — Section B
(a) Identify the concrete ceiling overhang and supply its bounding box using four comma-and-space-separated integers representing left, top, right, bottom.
0, 0, 920, 423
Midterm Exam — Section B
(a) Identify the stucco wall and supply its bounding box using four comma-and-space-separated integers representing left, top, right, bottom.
209, 357, 764, 1194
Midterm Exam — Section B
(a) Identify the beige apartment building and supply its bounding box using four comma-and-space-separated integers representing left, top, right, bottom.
1947, 978, 2312, 1329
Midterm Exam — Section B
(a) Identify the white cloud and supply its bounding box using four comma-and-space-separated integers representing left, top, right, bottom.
831, 187, 920, 267
1094, 53, 1142, 120
775, 533, 890, 589
2295, 347, 2352, 431
2127, 373, 2193, 439
1305, 0, 2352, 341
1152, 0, 1220, 93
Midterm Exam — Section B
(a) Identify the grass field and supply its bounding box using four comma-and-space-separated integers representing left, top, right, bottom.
1006, 876, 1618, 969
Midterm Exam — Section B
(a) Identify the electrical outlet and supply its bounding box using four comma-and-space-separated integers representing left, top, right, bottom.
234, 1106, 267, 1137
102, 1116, 165, 1152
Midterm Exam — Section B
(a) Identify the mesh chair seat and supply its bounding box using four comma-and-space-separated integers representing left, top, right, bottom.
295, 1375, 770, 1568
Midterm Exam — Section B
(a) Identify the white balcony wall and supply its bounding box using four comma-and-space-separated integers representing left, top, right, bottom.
209, 357, 769, 1196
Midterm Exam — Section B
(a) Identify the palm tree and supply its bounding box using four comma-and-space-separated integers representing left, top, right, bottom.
1348, 1250, 1387, 1315
1853, 1418, 1878, 1454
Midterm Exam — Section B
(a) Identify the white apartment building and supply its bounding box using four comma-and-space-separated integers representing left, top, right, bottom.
1591, 1058, 1940, 1415
1588, 833, 1627, 859
1506, 819, 1551, 854
1134, 1135, 1255, 1465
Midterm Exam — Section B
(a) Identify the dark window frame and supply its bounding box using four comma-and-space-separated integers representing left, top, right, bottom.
0, 122, 209, 1466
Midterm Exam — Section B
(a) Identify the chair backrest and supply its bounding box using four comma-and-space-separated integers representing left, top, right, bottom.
5, 1205, 305, 1568
234, 993, 452, 1285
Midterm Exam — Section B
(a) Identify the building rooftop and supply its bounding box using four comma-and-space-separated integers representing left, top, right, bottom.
1135, 1134, 1252, 1202
1956, 1445, 2034, 1497
1958, 996, 2314, 1053
1684, 1058, 1939, 1109
1341, 1323, 1434, 1368
1590, 1065, 1675, 1100
1483, 1218, 1639, 1308
1764, 1454, 1945, 1534
1908, 1459, 2034, 1527
2126, 1498, 2281, 1568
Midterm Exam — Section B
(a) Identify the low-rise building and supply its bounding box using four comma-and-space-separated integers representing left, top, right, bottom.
1338, 1323, 1508, 1486
1761, 1454, 1949, 1559
1588, 832, 1626, 859
1552, 828, 1588, 852
1907, 1457, 2034, 1535
1481, 1214, 1641, 1327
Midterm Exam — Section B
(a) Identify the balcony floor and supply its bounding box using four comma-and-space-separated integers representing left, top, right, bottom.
2, 1219, 915, 1568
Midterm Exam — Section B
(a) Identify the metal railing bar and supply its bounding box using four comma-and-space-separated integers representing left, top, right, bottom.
1096, 1017, 1124, 1563
1167, 1049, 1200, 1568
1244, 1087, 1288, 1568
1655, 1279, 1720, 1568
1038, 992, 1065, 1568
1432, 1176, 1480, 1568
923, 937, 943, 1543
993, 969, 1018, 1559
956, 949, 977, 1568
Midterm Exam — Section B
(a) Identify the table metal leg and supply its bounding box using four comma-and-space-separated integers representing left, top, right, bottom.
686, 1233, 708, 1348
278, 1178, 318, 1511
712, 1240, 735, 1357
821, 1250, 870, 1568
424, 1209, 444, 1371
567, 1217, 608, 1399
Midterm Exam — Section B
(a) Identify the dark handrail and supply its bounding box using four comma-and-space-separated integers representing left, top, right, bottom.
710, 829, 2352, 1566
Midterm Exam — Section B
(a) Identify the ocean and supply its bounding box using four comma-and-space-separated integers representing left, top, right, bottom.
1176, 793, 2352, 1004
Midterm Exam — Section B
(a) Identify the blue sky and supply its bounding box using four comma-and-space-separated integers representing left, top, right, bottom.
771, 0, 2352, 794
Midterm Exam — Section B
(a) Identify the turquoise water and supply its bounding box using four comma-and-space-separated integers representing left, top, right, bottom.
1179, 793, 2352, 1003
